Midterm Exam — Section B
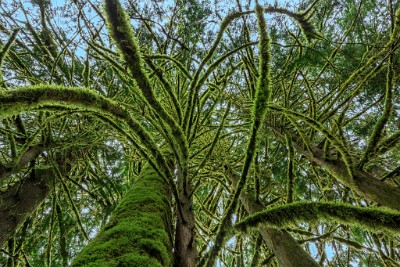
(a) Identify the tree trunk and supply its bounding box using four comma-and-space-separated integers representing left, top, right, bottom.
174, 179, 197, 267
226, 167, 320, 267
72, 164, 174, 267
0, 168, 53, 249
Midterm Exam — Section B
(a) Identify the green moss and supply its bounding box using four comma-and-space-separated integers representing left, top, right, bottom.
268, 104, 355, 182
104, 0, 188, 164
72, 165, 173, 267
235, 202, 400, 234
0, 85, 174, 185
201, 6, 271, 267
0, 28, 20, 66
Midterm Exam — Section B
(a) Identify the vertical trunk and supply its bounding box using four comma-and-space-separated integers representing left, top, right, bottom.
174, 181, 197, 267
72, 164, 173, 267
226, 168, 319, 267
0, 168, 53, 249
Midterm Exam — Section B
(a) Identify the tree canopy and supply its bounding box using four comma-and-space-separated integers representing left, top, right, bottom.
0, 0, 400, 266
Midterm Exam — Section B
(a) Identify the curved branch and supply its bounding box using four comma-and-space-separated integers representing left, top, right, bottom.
202, 5, 271, 267
269, 104, 354, 181
0, 85, 173, 183
235, 202, 400, 234
104, 0, 188, 165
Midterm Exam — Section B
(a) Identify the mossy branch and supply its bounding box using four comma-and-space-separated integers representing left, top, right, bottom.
235, 202, 400, 234
286, 134, 295, 203
183, 10, 252, 134
269, 104, 354, 182
359, 48, 395, 168
144, 54, 192, 80
202, 5, 271, 267
0, 85, 173, 183
376, 130, 400, 155
262, 3, 321, 41
104, 0, 188, 164
0, 28, 20, 66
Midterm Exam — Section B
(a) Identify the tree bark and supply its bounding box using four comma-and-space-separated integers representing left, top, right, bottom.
272, 128, 400, 211
226, 167, 320, 267
294, 141, 400, 211
0, 144, 44, 182
72, 164, 174, 267
0, 168, 53, 249
174, 179, 197, 267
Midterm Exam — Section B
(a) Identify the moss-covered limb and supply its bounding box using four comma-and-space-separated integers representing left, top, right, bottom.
272, 128, 400, 211
144, 54, 192, 80
375, 130, 400, 155
201, 7, 271, 267
0, 143, 45, 182
359, 55, 394, 168
0, 168, 53, 249
225, 164, 320, 267
0, 85, 173, 179
103, 0, 188, 165
269, 104, 354, 182
144, 58, 182, 123
235, 202, 400, 234
0, 28, 19, 66
0, 148, 73, 250
285, 135, 295, 203
72, 164, 173, 267
182, 10, 252, 134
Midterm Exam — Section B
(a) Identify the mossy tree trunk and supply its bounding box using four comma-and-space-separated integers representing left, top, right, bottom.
71, 164, 173, 267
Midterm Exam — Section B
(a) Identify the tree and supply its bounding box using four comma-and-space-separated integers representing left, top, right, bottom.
0, 0, 400, 266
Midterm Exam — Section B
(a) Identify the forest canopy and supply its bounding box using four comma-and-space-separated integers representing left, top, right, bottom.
0, 0, 400, 266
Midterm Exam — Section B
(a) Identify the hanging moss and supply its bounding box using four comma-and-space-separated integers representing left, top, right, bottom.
235, 202, 400, 234
72, 165, 173, 267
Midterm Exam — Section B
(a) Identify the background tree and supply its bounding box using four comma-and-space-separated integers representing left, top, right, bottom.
0, 0, 400, 266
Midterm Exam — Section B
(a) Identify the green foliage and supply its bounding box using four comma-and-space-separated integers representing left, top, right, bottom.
0, 0, 400, 266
